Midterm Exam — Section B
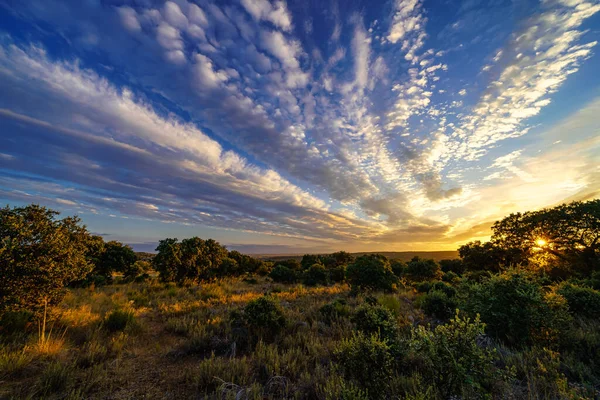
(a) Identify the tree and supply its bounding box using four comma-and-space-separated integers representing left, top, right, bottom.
491, 200, 600, 274
406, 256, 441, 281
458, 241, 508, 272
346, 254, 398, 292
153, 237, 230, 284
0, 205, 92, 315
124, 260, 151, 280
153, 238, 181, 282
95, 241, 136, 281
323, 251, 354, 268
301, 254, 322, 270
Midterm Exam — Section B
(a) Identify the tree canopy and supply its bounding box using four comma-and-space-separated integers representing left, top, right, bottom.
459, 199, 600, 275
0, 205, 92, 314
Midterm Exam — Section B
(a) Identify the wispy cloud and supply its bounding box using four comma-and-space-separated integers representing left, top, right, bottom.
0, 0, 598, 251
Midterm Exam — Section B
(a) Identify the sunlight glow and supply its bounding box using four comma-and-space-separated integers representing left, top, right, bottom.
535, 239, 547, 247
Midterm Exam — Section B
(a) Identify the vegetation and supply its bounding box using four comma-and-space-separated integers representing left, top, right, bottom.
1, 200, 599, 399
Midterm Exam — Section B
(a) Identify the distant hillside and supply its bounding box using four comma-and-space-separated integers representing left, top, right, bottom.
258, 251, 459, 263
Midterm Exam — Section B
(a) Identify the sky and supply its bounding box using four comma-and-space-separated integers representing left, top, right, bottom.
0, 0, 599, 254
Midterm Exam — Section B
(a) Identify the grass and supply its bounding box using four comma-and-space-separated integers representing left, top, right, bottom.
1, 276, 599, 399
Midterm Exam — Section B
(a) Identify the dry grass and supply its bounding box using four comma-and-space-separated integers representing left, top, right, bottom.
2, 275, 597, 399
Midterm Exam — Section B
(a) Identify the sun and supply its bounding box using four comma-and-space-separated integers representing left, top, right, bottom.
535, 238, 547, 247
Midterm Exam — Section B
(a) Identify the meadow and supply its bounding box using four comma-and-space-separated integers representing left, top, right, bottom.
1, 200, 600, 399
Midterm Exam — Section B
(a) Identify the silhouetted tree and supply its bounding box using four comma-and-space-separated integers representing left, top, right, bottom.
491, 200, 600, 274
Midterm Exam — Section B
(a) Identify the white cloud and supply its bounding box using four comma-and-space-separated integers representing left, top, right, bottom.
387, 0, 425, 44
240, 0, 292, 31
117, 7, 141, 33
163, 1, 188, 30
446, 0, 600, 161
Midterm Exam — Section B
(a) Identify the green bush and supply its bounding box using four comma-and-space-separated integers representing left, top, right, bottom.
431, 281, 457, 297
556, 283, 600, 319
414, 281, 432, 293
406, 257, 441, 281
104, 309, 136, 332
335, 332, 393, 399
409, 312, 502, 398
328, 264, 347, 283
320, 299, 351, 323
346, 255, 398, 292
420, 290, 457, 320
463, 271, 571, 346
442, 271, 459, 283
124, 260, 151, 280
242, 296, 286, 340
303, 263, 328, 286
353, 303, 397, 341
390, 260, 407, 277
269, 265, 298, 284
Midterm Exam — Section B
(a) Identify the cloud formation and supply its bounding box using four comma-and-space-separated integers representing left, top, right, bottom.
0, 0, 599, 251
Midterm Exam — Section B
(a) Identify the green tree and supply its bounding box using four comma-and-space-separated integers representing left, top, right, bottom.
346, 254, 398, 292
0, 205, 92, 315
303, 263, 328, 286
153, 238, 181, 282
405, 256, 441, 281
301, 254, 322, 270
95, 241, 136, 281
153, 237, 230, 284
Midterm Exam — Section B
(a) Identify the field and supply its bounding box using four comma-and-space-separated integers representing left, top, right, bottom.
2, 272, 600, 400
2, 201, 600, 399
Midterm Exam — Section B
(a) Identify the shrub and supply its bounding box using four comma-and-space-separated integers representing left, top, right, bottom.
432, 281, 456, 297
390, 260, 407, 277
442, 271, 459, 283
335, 332, 393, 399
406, 257, 441, 281
269, 265, 298, 284
104, 310, 136, 332
0, 310, 33, 335
507, 347, 571, 398
463, 271, 571, 346
439, 259, 465, 274
414, 281, 432, 293
242, 296, 286, 340
328, 264, 347, 283
556, 283, 600, 319
124, 260, 151, 280
409, 312, 502, 398
420, 290, 457, 320
320, 299, 351, 323
346, 255, 398, 292
256, 262, 273, 276
353, 303, 397, 341
303, 264, 328, 286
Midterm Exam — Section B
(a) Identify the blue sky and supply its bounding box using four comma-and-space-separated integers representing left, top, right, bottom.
0, 0, 599, 253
